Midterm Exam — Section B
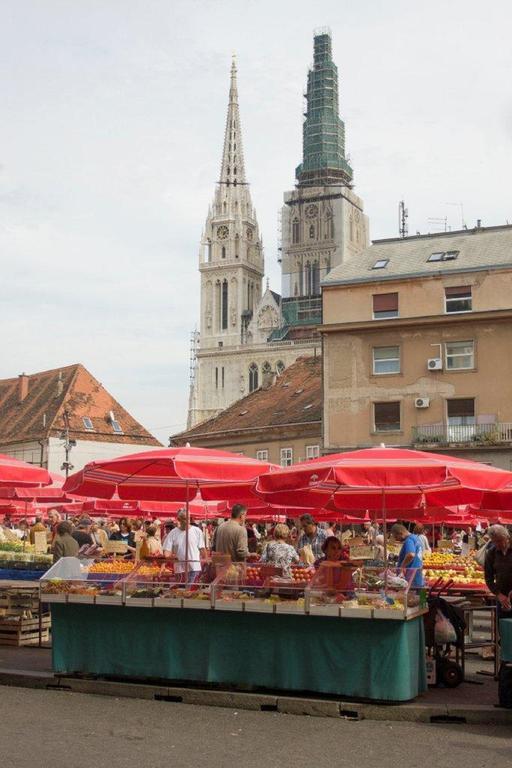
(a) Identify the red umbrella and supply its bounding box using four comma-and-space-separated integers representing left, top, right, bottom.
0, 454, 52, 488
255, 446, 512, 512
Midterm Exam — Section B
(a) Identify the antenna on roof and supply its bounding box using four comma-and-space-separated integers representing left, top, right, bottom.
398, 201, 408, 238
427, 216, 449, 233
445, 202, 465, 230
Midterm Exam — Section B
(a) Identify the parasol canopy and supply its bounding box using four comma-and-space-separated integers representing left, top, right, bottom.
0, 454, 52, 488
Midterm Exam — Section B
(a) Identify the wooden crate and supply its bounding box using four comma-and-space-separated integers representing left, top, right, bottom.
0, 613, 51, 646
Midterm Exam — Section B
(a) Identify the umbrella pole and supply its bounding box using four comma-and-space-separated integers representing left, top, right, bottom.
382, 489, 388, 562
185, 481, 190, 583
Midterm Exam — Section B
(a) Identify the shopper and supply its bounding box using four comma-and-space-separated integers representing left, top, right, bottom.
413, 523, 431, 555
391, 523, 424, 588
484, 525, 512, 619
260, 524, 299, 575
71, 518, 94, 548
297, 514, 327, 560
52, 521, 79, 563
163, 509, 206, 580
140, 524, 163, 559
213, 504, 249, 562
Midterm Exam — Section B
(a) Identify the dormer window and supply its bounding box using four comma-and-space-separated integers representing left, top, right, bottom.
428, 250, 459, 262
82, 417, 94, 431
372, 259, 389, 270
111, 420, 123, 434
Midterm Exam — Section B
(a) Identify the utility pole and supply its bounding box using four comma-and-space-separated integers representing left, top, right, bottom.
60, 410, 76, 478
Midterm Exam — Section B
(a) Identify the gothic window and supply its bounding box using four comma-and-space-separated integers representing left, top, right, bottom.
215, 368, 219, 389
235, 234, 239, 259
223, 201, 227, 213
262, 361, 272, 375
356, 226, 360, 243
330, 218, 335, 239
276, 360, 285, 375
312, 262, 320, 295
309, 224, 315, 239
292, 218, 300, 244
222, 367, 225, 388
206, 239, 212, 262
249, 363, 259, 392
222, 246, 226, 259
349, 216, 354, 241
215, 280, 221, 330
227, 167, 230, 176
222, 280, 228, 330
305, 262, 312, 296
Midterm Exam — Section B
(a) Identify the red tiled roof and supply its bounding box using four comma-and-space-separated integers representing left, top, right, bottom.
0, 364, 161, 447
172, 356, 321, 443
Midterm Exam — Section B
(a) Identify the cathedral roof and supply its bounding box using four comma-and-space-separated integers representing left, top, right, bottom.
172, 356, 321, 444
0, 364, 161, 447
324, 224, 512, 287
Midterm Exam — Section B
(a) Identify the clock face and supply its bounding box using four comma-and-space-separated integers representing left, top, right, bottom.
246, 227, 254, 241
217, 225, 229, 240
305, 203, 318, 218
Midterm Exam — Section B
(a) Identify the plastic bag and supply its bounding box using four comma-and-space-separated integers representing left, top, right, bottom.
299, 545, 315, 565
434, 609, 457, 644
474, 541, 490, 567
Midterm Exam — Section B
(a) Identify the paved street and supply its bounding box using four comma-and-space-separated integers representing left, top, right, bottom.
1, 686, 511, 768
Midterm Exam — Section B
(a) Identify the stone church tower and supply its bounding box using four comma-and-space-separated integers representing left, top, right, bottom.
187, 32, 368, 429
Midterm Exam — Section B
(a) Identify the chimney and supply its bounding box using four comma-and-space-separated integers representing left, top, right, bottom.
17, 373, 29, 403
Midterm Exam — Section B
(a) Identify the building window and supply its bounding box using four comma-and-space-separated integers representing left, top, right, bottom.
256, 449, 269, 461
445, 340, 474, 370
82, 417, 94, 431
111, 419, 123, 434
249, 363, 259, 392
221, 246, 226, 259
206, 239, 212, 262
373, 292, 399, 319
221, 280, 228, 330
312, 262, 320, 295
372, 259, 389, 270
306, 445, 320, 460
276, 360, 285, 375
235, 234, 239, 259
447, 398, 475, 441
262, 361, 272, 375
221, 367, 225, 388
280, 447, 293, 467
292, 218, 300, 244
445, 286, 472, 314
215, 367, 219, 389
374, 402, 401, 432
428, 250, 459, 262
309, 224, 315, 239
373, 346, 400, 375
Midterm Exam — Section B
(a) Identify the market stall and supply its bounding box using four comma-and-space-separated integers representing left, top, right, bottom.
42, 556, 427, 702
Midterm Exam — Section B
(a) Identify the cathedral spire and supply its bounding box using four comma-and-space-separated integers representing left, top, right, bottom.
219, 56, 247, 186
296, 30, 353, 188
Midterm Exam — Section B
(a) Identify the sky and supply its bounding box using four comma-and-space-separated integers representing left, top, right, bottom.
1, 0, 511, 446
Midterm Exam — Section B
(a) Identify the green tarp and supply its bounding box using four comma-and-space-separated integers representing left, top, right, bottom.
52, 605, 427, 702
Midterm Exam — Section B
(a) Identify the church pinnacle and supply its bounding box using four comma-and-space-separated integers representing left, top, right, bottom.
219, 56, 247, 186
296, 30, 353, 187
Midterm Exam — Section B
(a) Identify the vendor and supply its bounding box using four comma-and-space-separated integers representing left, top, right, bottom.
314, 536, 350, 567
314, 536, 353, 591
484, 524, 512, 619
391, 523, 424, 588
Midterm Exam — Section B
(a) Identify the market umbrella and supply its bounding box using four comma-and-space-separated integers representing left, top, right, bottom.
255, 446, 512, 512
0, 455, 52, 488
63, 446, 277, 502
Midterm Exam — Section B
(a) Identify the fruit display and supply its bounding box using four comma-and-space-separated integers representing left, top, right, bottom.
290, 566, 315, 583
423, 552, 487, 590
88, 560, 134, 574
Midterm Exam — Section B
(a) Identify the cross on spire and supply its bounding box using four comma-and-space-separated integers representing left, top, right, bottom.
219, 56, 247, 186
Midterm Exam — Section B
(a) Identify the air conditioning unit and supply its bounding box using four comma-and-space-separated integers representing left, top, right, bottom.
415, 397, 430, 409
427, 358, 443, 371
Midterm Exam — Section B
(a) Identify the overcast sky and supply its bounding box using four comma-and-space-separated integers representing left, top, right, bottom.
1, 0, 511, 446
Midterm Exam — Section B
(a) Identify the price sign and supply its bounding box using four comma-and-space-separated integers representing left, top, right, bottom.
104, 540, 128, 555
33, 531, 48, 554
349, 545, 375, 560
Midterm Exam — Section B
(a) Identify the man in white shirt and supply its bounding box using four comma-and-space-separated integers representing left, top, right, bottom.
162, 509, 206, 582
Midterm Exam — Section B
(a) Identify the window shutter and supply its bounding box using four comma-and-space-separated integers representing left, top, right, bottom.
373, 293, 398, 312
445, 286, 471, 298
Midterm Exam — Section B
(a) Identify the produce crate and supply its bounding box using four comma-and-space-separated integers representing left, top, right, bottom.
0, 613, 50, 646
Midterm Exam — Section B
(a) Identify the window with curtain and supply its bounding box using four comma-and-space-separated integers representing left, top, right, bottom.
445, 286, 472, 313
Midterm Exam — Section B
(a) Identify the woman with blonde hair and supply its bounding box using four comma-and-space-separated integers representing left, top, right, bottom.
260, 523, 299, 575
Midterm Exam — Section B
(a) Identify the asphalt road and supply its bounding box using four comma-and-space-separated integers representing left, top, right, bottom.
1, 686, 511, 768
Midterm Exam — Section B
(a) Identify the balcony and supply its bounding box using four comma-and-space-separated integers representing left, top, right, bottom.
412, 423, 512, 448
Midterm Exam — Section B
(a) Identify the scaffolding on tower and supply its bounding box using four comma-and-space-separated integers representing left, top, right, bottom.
186, 329, 200, 430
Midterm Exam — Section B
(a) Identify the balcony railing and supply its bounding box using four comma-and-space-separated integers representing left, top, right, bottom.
412, 423, 512, 447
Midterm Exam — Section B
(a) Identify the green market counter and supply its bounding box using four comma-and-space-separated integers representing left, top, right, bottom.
51, 604, 427, 702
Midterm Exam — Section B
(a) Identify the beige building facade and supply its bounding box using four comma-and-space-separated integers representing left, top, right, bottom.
321, 225, 512, 470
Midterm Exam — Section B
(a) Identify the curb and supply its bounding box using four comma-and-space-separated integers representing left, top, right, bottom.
0, 670, 511, 725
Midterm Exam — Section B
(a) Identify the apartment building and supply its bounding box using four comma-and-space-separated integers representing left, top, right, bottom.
321, 224, 512, 469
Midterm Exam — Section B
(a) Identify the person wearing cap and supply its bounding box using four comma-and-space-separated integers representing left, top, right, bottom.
71, 518, 94, 549
297, 514, 327, 560
163, 509, 206, 581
